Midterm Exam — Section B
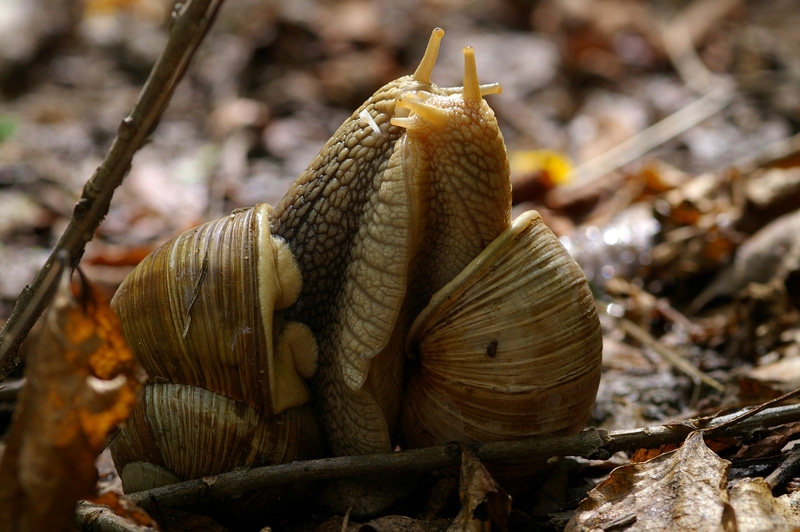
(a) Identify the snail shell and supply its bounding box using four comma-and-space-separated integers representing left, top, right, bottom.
109, 203, 323, 519
401, 210, 602, 478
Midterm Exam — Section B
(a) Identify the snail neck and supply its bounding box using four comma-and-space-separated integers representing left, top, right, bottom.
267, 72, 511, 460
269, 77, 430, 456
402, 95, 512, 303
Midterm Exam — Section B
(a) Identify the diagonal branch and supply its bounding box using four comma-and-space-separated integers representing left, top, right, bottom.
0, 0, 225, 382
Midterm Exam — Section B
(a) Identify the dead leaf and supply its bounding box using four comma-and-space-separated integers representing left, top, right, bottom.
692, 209, 800, 310
567, 431, 732, 531
0, 266, 141, 532
728, 477, 800, 532
447, 444, 511, 532
744, 167, 800, 227
88, 491, 157, 527
629, 443, 679, 463
570, 430, 800, 531
733, 424, 800, 461
744, 356, 800, 396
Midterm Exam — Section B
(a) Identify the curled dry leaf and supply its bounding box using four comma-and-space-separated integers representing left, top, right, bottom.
567, 431, 731, 531
744, 167, 800, 228
692, 209, 800, 311
568, 431, 800, 532
732, 423, 800, 461
87, 491, 158, 529
447, 444, 511, 532
0, 267, 141, 532
728, 477, 800, 532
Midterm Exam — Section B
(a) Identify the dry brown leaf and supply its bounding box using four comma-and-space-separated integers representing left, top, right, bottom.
737, 376, 791, 403
447, 444, 511, 532
692, 209, 800, 310
569, 430, 800, 531
745, 167, 800, 221
728, 477, 800, 532
743, 356, 800, 397
629, 443, 679, 463
732, 423, 800, 461
567, 431, 732, 531
88, 491, 157, 528
0, 266, 141, 532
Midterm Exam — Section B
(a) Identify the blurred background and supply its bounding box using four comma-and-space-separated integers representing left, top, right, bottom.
2, 0, 800, 433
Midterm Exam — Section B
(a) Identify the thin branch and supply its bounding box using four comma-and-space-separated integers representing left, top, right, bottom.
616, 316, 725, 393
75, 502, 158, 532
703, 387, 800, 435
765, 448, 800, 491
0, 0, 225, 383
660, 0, 741, 94
554, 86, 731, 195
549, 0, 737, 195
119, 403, 800, 513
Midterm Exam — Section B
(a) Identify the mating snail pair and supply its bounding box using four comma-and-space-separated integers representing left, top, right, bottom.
109, 28, 603, 519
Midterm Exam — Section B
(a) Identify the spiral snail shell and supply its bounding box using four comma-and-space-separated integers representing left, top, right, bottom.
402, 210, 602, 479
109, 27, 603, 519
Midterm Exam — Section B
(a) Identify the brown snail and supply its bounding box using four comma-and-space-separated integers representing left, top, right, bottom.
109, 27, 603, 519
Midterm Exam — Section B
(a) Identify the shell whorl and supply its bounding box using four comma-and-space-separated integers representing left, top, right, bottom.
401, 211, 603, 479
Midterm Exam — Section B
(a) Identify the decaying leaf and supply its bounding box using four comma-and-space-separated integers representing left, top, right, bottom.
87, 491, 157, 528
692, 209, 800, 310
448, 444, 511, 532
0, 266, 142, 532
732, 423, 800, 461
628, 443, 679, 463
567, 431, 732, 531
569, 431, 800, 531
728, 477, 800, 532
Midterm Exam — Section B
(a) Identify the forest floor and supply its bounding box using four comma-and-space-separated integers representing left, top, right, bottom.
3, 0, 800, 530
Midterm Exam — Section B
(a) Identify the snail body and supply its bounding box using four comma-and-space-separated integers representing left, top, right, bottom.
110, 28, 602, 517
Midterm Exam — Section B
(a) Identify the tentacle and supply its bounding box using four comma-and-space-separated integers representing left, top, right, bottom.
391, 92, 450, 130
413, 27, 445, 84
462, 46, 481, 103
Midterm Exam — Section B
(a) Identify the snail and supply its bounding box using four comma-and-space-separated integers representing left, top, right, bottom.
109, 28, 603, 519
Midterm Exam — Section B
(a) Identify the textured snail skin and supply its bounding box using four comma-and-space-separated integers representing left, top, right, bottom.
270, 30, 510, 456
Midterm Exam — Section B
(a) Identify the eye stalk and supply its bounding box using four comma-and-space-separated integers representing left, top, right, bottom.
413, 27, 445, 85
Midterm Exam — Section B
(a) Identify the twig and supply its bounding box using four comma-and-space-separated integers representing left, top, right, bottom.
550, 0, 737, 195
616, 316, 725, 393
75, 502, 158, 532
0, 0, 225, 383
119, 403, 800, 513
732, 130, 800, 173
765, 448, 800, 491
660, 0, 741, 94
554, 87, 731, 194
703, 386, 800, 435
0, 378, 24, 402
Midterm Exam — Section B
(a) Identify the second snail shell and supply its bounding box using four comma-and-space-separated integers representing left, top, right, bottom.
109, 28, 603, 520
402, 210, 602, 478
